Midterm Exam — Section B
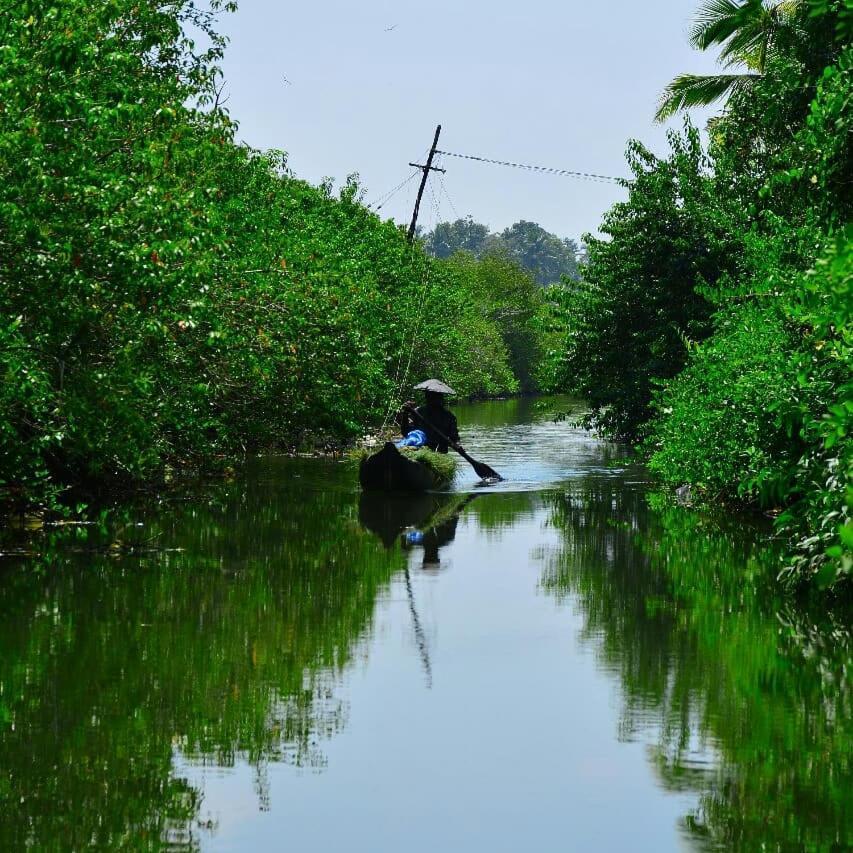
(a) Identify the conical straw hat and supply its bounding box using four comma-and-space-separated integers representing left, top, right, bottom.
414, 379, 457, 395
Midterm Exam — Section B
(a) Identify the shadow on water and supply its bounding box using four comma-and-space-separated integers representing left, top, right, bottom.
0, 396, 850, 850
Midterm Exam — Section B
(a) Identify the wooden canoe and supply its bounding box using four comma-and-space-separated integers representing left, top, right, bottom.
359, 442, 452, 492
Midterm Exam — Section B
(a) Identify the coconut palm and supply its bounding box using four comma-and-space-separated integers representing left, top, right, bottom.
655, 0, 803, 121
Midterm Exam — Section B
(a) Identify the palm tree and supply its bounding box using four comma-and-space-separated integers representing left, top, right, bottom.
655, 0, 803, 122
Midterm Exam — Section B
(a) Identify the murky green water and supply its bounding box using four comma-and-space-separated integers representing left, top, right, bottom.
1, 397, 850, 851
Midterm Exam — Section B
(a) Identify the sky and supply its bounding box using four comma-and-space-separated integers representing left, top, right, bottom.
217, 1, 722, 243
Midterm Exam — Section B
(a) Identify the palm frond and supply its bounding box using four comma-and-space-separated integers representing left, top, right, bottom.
719, 22, 772, 68
720, 4, 783, 68
654, 73, 760, 122
688, 0, 754, 50
690, 0, 804, 69
774, 0, 804, 17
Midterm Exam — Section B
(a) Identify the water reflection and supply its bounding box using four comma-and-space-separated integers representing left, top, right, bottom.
541, 489, 853, 851
359, 492, 475, 569
0, 399, 850, 851
0, 474, 403, 850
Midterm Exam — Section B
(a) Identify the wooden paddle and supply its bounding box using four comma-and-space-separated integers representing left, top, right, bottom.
403, 404, 503, 482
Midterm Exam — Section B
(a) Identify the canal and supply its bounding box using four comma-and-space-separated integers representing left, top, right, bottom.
0, 397, 850, 850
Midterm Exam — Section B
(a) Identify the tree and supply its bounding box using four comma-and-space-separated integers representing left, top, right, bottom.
645, 7, 852, 588
552, 127, 741, 440
0, 0, 528, 509
423, 219, 580, 285
491, 221, 580, 285
444, 253, 547, 392
423, 217, 489, 258
655, 0, 803, 121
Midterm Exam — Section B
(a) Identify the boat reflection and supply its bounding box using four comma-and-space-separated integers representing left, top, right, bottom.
358, 491, 476, 689
358, 492, 475, 569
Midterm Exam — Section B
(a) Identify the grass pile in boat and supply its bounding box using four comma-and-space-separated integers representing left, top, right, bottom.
398, 447, 457, 482
348, 445, 457, 482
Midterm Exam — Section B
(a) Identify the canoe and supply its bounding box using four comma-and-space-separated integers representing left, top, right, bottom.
359, 442, 452, 492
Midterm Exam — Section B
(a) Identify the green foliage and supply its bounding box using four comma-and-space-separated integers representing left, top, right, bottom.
0, 316, 57, 501
489, 220, 581, 285
647, 302, 805, 504
423, 217, 580, 285
647, 39, 851, 589
777, 232, 852, 588
550, 127, 740, 439
423, 217, 491, 258
655, 72, 759, 121
550, 3, 850, 589
0, 0, 533, 509
655, 0, 807, 120
442, 252, 548, 392
649, 232, 851, 589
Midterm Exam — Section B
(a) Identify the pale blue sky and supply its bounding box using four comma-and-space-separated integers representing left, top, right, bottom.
218, 1, 720, 242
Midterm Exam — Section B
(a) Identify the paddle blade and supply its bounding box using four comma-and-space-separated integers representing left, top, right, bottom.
472, 459, 503, 482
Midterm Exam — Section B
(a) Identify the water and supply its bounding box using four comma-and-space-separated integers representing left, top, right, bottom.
1, 397, 850, 851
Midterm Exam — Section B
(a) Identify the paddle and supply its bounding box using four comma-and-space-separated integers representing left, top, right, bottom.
403, 404, 503, 482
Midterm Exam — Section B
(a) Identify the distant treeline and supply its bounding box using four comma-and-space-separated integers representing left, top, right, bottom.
422, 218, 581, 285
0, 0, 551, 509
544, 0, 851, 590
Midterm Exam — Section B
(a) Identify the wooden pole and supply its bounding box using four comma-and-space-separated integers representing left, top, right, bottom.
407, 124, 443, 244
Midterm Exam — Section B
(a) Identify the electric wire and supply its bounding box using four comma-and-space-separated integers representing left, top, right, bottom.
435, 149, 623, 183
369, 143, 432, 211
437, 171, 460, 221
366, 169, 419, 211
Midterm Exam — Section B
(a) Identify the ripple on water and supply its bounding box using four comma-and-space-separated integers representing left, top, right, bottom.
451, 414, 641, 493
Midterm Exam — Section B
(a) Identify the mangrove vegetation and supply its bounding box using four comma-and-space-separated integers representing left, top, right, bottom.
0, 0, 551, 510
547, 0, 851, 590
0, 0, 850, 592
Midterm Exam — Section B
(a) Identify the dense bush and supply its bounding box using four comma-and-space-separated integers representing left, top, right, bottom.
777, 235, 852, 588
0, 1, 533, 509
550, 4, 851, 589
647, 39, 852, 589
647, 302, 805, 503
549, 128, 741, 439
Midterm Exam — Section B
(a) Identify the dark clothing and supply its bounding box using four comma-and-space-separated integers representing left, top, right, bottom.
400, 404, 459, 453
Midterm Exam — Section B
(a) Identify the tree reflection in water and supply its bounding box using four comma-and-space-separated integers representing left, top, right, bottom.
0, 473, 404, 850
1, 459, 850, 851
542, 485, 853, 851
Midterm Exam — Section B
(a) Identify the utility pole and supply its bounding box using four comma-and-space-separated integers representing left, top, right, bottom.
407, 124, 445, 244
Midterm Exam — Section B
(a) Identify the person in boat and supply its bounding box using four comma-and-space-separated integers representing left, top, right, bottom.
396, 379, 464, 454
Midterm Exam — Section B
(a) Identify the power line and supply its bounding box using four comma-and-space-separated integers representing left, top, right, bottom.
438, 173, 460, 220
367, 169, 419, 211
435, 150, 623, 183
